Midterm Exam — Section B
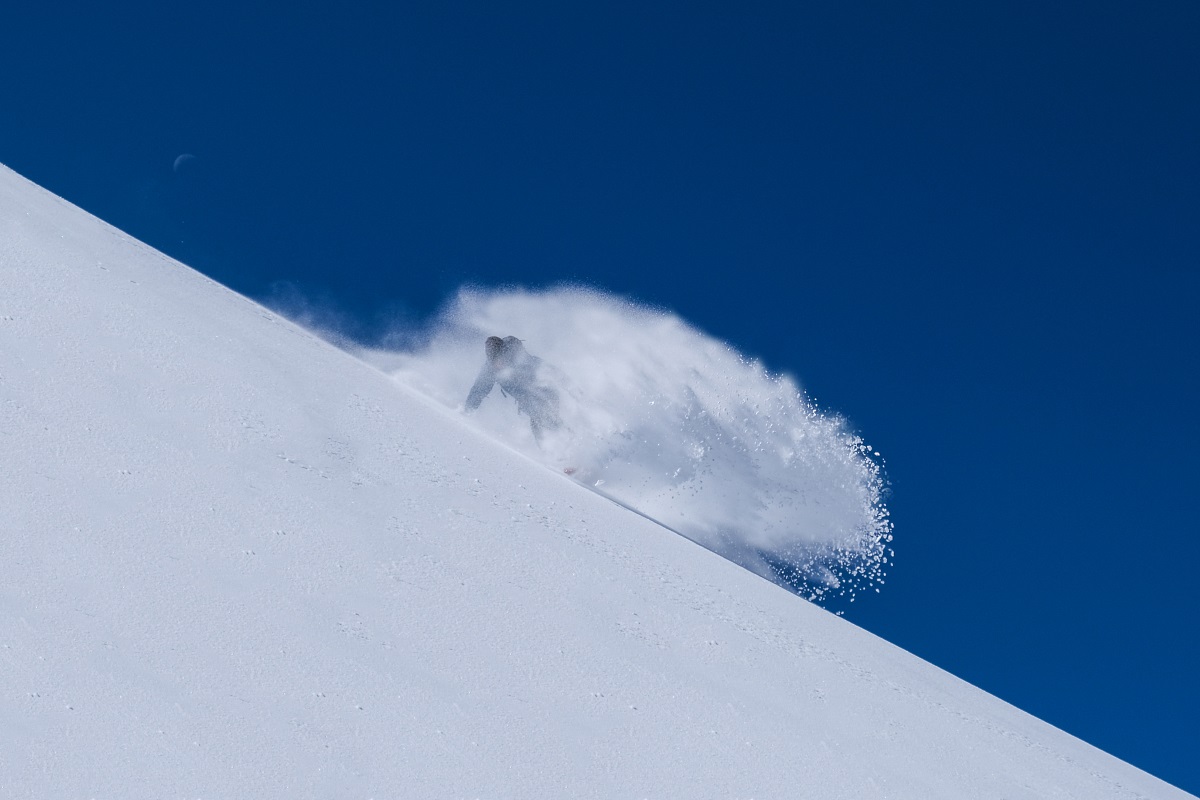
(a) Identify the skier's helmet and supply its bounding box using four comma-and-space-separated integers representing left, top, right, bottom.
485, 336, 504, 361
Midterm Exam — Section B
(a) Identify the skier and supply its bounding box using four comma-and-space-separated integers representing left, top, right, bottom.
464, 335, 562, 443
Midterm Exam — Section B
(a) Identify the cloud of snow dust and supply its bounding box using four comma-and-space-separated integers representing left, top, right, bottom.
355, 286, 893, 605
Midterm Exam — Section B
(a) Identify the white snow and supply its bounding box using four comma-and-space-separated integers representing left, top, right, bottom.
350, 286, 892, 604
0, 162, 1191, 798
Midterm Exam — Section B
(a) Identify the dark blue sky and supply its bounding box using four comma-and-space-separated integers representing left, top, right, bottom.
3, 1, 1197, 791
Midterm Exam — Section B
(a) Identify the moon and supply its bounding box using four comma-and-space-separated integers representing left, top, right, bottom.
172, 153, 196, 173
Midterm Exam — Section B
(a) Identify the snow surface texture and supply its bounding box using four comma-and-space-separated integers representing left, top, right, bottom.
356, 288, 892, 604
0, 162, 1192, 799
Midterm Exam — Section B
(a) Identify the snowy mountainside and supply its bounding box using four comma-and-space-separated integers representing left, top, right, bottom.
0, 163, 1191, 799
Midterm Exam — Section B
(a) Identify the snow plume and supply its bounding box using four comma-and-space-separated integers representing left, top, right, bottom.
359, 286, 892, 605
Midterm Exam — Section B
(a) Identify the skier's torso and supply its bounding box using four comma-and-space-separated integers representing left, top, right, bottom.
493, 354, 543, 399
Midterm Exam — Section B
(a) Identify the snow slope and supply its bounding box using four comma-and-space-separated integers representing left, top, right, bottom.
0, 162, 1190, 799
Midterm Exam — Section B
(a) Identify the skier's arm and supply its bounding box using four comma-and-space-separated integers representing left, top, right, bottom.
464, 365, 495, 412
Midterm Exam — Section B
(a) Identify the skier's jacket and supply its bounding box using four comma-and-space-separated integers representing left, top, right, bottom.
465, 336, 561, 436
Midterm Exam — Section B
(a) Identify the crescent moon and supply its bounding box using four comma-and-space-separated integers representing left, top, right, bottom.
173, 153, 196, 173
